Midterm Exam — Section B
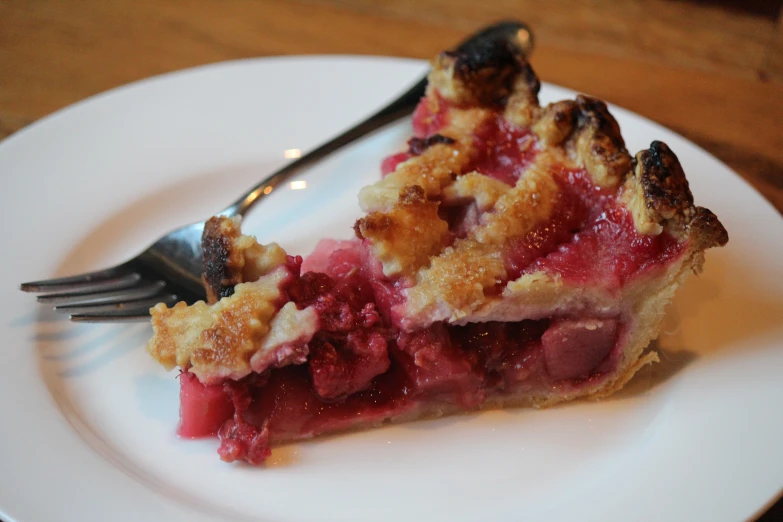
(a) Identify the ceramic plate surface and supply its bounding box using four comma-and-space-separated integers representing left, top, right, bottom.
0, 56, 781, 522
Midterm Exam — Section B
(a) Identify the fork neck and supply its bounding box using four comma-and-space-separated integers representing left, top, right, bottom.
219, 75, 428, 219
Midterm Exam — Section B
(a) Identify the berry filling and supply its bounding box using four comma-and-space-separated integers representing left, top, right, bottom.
180, 311, 622, 462
530, 205, 685, 286
465, 115, 537, 186
178, 240, 628, 463
412, 92, 450, 137
178, 371, 234, 438
381, 152, 410, 177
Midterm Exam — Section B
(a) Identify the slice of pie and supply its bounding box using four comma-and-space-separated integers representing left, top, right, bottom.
147, 37, 727, 465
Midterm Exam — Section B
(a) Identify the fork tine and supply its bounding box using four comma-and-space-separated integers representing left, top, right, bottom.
70, 311, 153, 323
20, 266, 131, 293
54, 293, 178, 315
38, 280, 165, 305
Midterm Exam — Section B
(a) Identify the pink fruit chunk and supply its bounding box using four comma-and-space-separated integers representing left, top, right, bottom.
178, 371, 235, 438
309, 331, 390, 401
381, 152, 411, 177
542, 318, 618, 381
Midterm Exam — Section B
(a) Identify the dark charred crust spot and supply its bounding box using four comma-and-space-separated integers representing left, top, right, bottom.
444, 37, 538, 107
575, 95, 628, 155
638, 141, 694, 219
445, 36, 521, 76
634, 141, 728, 248
573, 95, 631, 183
518, 64, 541, 97
407, 134, 456, 156
202, 217, 239, 304
553, 106, 573, 123
575, 96, 614, 129
691, 207, 729, 249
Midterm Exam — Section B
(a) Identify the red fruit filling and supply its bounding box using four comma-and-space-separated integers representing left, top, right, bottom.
412, 93, 450, 137
465, 115, 537, 186
381, 152, 409, 177
542, 318, 619, 381
308, 331, 390, 401
530, 204, 684, 286
506, 168, 685, 286
218, 379, 272, 465
178, 371, 234, 438
177, 240, 626, 459
180, 313, 622, 456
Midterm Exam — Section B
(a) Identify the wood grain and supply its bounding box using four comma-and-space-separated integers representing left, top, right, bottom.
1, 0, 781, 216
320, 0, 779, 78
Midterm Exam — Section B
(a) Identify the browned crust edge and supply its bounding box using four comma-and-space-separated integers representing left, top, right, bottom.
202, 216, 241, 304
433, 43, 727, 249
353, 44, 729, 335
634, 141, 729, 249
436, 35, 539, 108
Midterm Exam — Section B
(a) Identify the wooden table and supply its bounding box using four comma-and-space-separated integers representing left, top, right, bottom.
2, 0, 782, 215
1, 0, 781, 519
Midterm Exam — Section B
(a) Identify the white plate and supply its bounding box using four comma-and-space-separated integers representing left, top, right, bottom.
1, 56, 781, 522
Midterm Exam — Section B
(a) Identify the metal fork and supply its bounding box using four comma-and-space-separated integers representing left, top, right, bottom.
20, 20, 533, 322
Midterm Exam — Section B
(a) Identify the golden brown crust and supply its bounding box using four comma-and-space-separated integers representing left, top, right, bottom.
358, 133, 476, 213
355, 185, 449, 277
622, 141, 729, 246
690, 207, 729, 251
404, 152, 562, 324
148, 266, 320, 384
148, 268, 289, 383
532, 100, 577, 146
441, 171, 510, 211
570, 95, 632, 188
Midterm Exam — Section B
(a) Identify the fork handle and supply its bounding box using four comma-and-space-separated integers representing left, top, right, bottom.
220, 20, 534, 218
220, 75, 428, 218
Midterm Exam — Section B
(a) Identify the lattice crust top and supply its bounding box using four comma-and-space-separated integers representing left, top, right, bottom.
354, 37, 727, 326
150, 38, 728, 379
